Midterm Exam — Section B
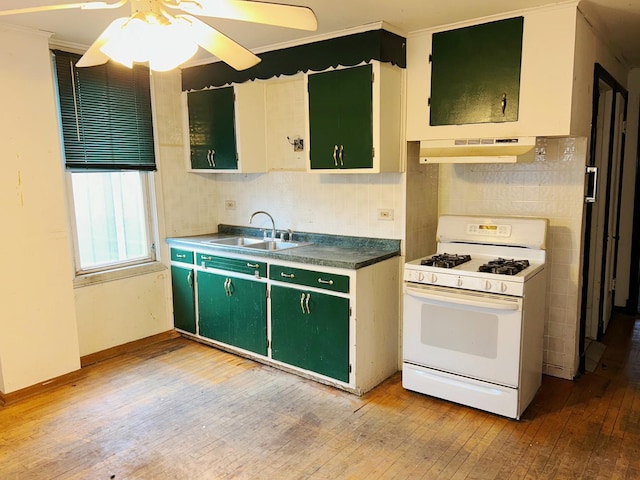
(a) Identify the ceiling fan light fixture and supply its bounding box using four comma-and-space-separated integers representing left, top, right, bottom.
99, 11, 198, 71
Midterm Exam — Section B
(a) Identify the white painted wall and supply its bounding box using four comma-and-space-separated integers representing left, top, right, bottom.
0, 26, 80, 393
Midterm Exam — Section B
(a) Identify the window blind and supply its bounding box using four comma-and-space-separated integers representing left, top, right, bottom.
53, 50, 156, 171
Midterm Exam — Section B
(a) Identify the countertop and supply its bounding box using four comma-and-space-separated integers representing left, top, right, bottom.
166, 225, 401, 270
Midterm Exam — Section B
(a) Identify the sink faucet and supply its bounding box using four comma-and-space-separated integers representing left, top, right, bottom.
249, 211, 276, 240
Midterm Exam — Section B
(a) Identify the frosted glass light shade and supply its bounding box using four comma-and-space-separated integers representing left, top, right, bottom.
100, 12, 198, 71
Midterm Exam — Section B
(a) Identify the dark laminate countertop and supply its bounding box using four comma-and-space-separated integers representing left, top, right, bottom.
166, 224, 401, 270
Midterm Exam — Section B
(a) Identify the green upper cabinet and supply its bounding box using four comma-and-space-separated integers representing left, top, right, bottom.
308, 65, 373, 170
271, 285, 350, 383
306, 61, 404, 173
184, 82, 267, 173
171, 265, 196, 334
429, 16, 524, 126
187, 86, 238, 170
197, 270, 267, 356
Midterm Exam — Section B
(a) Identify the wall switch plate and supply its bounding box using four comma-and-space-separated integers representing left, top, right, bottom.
378, 208, 394, 220
225, 200, 236, 210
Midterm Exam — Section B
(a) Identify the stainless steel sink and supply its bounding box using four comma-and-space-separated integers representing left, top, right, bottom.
244, 240, 308, 251
204, 236, 264, 246
204, 236, 309, 251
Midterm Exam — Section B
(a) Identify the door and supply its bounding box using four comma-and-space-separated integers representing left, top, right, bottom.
403, 283, 523, 387
198, 270, 267, 355
271, 285, 350, 382
171, 265, 196, 334
580, 64, 628, 369
308, 64, 373, 170
187, 87, 238, 170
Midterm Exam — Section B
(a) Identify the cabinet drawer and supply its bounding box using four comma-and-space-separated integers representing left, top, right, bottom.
196, 253, 267, 278
269, 265, 349, 293
171, 248, 194, 264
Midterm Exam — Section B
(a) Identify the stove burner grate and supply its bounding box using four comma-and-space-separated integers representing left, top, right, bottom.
478, 258, 530, 276
421, 253, 472, 268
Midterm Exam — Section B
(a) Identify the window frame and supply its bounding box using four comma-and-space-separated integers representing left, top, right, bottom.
64, 170, 160, 282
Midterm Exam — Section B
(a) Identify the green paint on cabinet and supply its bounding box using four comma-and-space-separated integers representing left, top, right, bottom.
171, 265, 196, 334
271, 285, 349, 382
429, 16, 524, 126
197, 270, 267, 356
187, 86, 238, 170
308, 64, 374, 170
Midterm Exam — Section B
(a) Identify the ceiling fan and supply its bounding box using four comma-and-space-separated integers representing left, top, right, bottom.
0, 0, 318, 71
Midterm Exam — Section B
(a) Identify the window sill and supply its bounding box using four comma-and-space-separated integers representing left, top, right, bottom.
73, 261, 167, 288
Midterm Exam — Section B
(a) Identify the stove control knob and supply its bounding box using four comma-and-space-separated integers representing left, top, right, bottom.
430, 273, 438, 283
456, 277, 463, 287
484, 280, 492, 290
499, 282, 508, 293
417, 272, 425, 282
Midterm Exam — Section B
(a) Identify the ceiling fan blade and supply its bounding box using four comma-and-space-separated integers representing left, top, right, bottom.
178, 15, 260, 71
0, 0, 127, 17
76, 17, 129, 67
177, 0, 317, 31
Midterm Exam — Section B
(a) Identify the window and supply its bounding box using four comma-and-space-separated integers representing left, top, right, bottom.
53, 50, 158, 277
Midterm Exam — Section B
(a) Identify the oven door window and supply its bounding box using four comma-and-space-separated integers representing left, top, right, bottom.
403, 284, 523, 387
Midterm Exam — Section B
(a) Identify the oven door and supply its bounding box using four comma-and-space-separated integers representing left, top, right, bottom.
403, 282, 523, 387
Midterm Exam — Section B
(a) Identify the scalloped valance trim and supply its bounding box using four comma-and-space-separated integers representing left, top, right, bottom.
181, 29, 406, 91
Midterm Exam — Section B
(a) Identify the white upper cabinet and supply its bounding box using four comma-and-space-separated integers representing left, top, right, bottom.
406, 3, 580, 140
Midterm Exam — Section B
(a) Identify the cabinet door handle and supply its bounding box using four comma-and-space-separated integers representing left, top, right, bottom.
209, 149, 216, 167
280, 272, 295, 279
338, 145, 344, 166
247, 263, 260, 269
300, 292, 306, 314
333, 145, 338, 166
585, 166, 598, 203
317, 278, 334, 286
187, 271, 193, 288
501, 93, 507, 116
223, 278, 229, 295
305, 293, 311, 314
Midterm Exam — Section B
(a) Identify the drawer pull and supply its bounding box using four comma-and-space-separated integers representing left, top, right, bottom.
246, 263, 260, 269
201, 255, 213, 261
318, 278, 334, 285
175, 254, 186, 259
281, 272, 295, 279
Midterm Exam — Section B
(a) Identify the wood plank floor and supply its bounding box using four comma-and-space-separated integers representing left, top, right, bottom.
1, 312, 639, 479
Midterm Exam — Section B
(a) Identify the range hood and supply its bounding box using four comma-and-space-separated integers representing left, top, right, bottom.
419, 137, 536, 164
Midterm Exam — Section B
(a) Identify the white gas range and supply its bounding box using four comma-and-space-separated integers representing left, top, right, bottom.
402, 215, 548, 420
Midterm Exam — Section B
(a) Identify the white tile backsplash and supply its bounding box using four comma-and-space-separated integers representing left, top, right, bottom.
438, 137, 588, 379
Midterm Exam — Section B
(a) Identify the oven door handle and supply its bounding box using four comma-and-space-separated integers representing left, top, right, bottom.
405, 286, 520, 311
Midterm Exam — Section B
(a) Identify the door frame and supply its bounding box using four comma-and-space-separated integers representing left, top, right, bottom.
578, 63, 628, 373
627, 106, 640, 313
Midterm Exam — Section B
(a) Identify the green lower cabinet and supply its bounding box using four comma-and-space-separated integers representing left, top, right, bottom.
271, 285, 350, 382
171, 265, 196, 334
197, 270, 267, 356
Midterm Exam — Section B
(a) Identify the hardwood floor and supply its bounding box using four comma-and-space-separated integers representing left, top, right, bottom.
1, 313, 639, 479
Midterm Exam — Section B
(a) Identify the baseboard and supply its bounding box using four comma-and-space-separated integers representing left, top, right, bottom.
80, 330, 181, 367
0, 368, 85, 407
0, 330, 181, 407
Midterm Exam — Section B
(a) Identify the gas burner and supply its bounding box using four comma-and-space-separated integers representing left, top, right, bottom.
421, 253, 472, 268
478, 258, 530, 276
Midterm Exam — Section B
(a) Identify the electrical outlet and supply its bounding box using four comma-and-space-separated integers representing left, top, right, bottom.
225, 199, 236, 210
378, 208, 394, 221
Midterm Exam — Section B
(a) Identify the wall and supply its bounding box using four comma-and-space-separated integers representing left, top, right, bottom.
0, 26, 80, 393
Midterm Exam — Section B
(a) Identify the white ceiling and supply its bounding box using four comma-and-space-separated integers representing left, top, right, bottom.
1, 0, 640, 68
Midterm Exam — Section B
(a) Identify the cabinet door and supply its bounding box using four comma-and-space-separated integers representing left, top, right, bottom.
430, 16, 524, 126
308, 65, 373, 170
171, 265, 196, 334
271, 285, 349, 382
197, 270, 267, 355
187, 87, 238, 170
